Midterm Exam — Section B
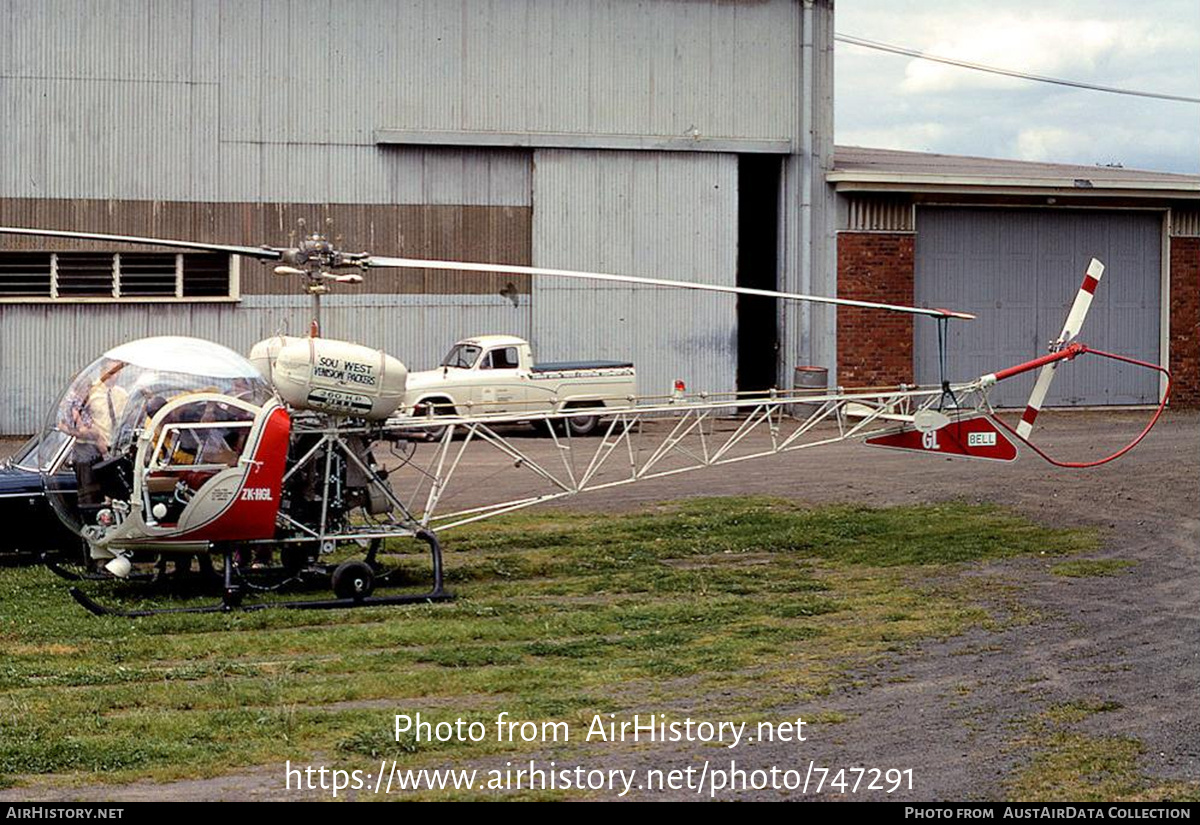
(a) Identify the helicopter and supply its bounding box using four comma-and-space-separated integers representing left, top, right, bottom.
0, 224, 1172, 616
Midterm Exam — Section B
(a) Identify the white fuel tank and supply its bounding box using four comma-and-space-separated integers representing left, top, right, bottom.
249, 336, 407, 420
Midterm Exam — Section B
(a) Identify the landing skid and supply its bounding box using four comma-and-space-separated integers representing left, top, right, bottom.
44, 554, 84, 581
70, 586, 454, 617
68, 530, 451, 617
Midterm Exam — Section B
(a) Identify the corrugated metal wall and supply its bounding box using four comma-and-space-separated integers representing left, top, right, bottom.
1172, 210, 1200, 237
531, 150, 738, 398
0, 194, 534, 296
0, 294, 530, 433
1, 0, 801, 204
914, 207, 1162, 407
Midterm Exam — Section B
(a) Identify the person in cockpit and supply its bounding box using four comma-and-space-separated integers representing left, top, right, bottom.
65, 359, 132, 509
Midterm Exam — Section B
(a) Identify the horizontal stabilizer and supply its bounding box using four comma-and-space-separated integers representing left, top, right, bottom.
866, 416, 1018, 462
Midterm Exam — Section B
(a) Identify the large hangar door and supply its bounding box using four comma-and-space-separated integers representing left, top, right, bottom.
532, 150, 738, 398
914, 208, 1162, 407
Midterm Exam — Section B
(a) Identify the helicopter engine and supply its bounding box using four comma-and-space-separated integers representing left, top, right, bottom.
280, 429, 393, 542
250, 335, 407, 560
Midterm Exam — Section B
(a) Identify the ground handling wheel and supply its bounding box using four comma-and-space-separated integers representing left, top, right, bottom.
331, 560, 375, 600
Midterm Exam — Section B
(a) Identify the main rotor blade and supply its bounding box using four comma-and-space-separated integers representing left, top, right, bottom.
365, 255, 975, 320
0, 226, 283, 260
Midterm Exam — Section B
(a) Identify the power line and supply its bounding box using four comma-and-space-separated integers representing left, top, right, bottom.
835, 33, 1200, 104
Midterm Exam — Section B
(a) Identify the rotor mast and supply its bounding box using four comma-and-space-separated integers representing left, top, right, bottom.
270, 219, 368, 336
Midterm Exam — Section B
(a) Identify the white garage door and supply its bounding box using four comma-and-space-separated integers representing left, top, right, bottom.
914, 208, 1162, 407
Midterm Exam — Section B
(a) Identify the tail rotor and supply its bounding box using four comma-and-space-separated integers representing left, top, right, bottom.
978, 258, 1171, 467
1016, 258, 1104, 438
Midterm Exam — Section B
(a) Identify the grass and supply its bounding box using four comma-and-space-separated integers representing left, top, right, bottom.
1050, 559, 1135, 578
1007, 700, 1200, 802
0, 497, 1096, 793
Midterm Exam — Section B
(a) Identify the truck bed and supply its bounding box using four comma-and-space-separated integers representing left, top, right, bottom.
531, 360, 634, 373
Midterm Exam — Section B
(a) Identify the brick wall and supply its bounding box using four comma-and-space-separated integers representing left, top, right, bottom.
836, 233, 914, 387
1169, 237, 1199, 407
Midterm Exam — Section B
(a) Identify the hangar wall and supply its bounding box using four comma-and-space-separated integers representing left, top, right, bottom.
0, 0, 837, 433
0, 294, 532, 433
830, 148, 1200, 409
914, 208, 1163, 408
1, 0, 806, 203
0, 148, 538, 433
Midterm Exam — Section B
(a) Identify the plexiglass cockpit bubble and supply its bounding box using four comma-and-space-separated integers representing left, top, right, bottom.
39, 337, 273, 536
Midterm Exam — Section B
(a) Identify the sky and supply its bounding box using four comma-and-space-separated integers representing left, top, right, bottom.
835, 0, 1200, 174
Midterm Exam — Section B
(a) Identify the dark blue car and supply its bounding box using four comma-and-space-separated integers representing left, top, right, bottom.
0, 434, 82, 561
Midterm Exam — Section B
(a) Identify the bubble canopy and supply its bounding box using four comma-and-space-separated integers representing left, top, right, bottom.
39, 336, 273, 536
104, 337, 266, 380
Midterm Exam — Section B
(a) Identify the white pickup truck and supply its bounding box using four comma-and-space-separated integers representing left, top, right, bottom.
398, 335, 636, 435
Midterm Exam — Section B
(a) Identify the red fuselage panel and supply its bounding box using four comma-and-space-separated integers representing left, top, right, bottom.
179, 405, 291, 542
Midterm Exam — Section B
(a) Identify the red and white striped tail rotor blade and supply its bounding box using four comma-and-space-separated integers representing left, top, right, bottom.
1016, 258, 1105, 440
1059, 258, 1104, 345
1017, 363, 1057, 439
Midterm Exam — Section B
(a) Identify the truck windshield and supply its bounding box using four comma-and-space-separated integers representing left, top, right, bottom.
441, 344, 482, 369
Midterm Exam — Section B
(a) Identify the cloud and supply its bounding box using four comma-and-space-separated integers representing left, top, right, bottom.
834, 0, 1200, 173
838, 123, 952, 154
1014, 127, 1081, 162
900, 18, 1120, 94
1015, 123, 1199, 170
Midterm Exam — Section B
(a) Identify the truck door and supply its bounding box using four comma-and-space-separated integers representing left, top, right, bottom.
476, 346, 527, 415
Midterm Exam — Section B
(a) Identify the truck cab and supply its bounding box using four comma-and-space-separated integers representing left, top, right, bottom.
415, 335, 534, 415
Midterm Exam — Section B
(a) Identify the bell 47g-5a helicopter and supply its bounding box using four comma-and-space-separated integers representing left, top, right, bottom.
0, 225, 1172, 616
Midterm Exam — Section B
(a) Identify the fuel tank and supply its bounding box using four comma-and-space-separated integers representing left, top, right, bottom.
250, 336, 408, 420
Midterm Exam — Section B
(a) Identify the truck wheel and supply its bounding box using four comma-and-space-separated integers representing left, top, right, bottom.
565, 413, 600, 437
413, 401, 454, 442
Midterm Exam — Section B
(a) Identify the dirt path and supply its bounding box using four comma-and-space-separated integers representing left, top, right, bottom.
3, 410, 1196, 801
545, 409, 1199, 800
